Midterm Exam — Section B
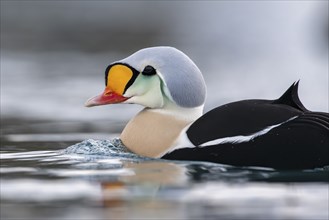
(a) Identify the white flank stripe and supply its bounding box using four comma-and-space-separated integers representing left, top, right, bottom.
200, 116, 298, 147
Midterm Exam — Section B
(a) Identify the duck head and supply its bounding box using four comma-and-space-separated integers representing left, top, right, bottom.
85, 46, 206, 157
85, 46, 206, 110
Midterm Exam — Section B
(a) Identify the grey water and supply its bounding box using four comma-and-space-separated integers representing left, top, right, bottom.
1, 1, 329, 220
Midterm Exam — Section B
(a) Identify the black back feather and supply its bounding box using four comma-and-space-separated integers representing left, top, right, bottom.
272, 81, 308, 112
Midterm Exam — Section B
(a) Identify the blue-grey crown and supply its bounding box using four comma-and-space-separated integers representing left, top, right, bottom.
117, 46, 207, 108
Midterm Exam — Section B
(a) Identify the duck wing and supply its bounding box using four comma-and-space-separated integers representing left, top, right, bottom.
187, 82, 305, 146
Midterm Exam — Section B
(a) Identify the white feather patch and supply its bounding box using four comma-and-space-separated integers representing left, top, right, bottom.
165, 123, 195, 155
200, 116, 298, 147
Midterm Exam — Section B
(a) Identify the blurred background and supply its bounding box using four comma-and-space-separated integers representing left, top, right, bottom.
1, 1, 328, 123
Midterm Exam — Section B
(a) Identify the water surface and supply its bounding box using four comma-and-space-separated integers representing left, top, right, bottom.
1, 119, 328, 220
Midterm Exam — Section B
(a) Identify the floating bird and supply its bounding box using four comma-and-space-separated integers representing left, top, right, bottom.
85, 46, 329, 170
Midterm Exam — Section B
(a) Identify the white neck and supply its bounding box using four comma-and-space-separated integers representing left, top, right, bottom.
151, 100, 204, 121
120, 103, 203, 158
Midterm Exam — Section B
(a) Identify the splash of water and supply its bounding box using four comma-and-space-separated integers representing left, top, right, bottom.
62, 138, 147, 160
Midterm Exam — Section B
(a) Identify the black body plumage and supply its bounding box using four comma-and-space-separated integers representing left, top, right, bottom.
163, 82, 329, 170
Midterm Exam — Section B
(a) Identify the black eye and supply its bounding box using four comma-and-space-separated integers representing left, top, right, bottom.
142, 65, 156, 76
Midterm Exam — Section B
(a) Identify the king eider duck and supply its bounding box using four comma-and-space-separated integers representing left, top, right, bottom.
85, 46, 329, 170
